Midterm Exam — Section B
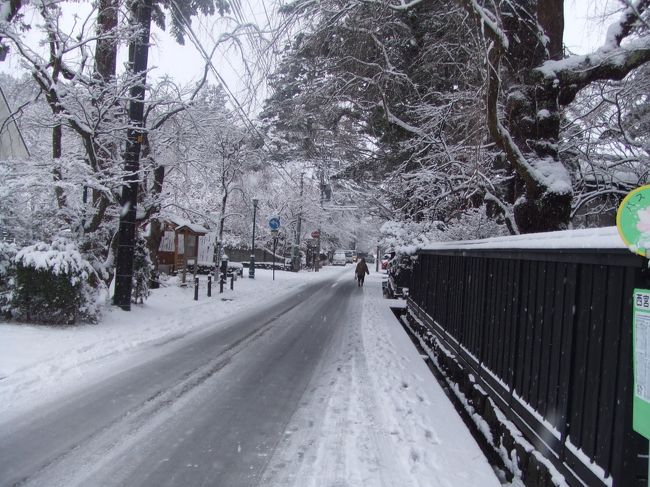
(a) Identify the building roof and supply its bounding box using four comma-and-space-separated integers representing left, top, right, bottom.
167, 215, 209, 235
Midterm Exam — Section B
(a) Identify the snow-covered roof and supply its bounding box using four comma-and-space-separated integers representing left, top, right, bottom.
418, 226, 626, 252
166, 215, 209, 235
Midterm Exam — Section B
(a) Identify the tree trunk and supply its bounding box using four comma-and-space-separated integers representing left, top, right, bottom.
52, 111, 67, 209
94, 0, 118, 81
490, 0, 572, 233
88, 0, 119, 224
113, 0, 153, 310
538, 0, 564, 60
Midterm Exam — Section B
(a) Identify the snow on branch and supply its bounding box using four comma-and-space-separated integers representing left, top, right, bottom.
455, 0, 509, 49
537, 1, 650, 105
604, 0, 650, 49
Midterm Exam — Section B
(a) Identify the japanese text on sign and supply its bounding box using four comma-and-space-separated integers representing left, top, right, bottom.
635, 290, 650, 403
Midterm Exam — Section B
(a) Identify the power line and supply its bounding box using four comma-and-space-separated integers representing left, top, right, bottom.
167, 1, 301, 189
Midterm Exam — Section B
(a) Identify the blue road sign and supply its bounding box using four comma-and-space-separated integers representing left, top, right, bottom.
269, 216, 281, 230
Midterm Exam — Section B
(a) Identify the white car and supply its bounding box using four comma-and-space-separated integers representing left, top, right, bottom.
331, 251, 347, 266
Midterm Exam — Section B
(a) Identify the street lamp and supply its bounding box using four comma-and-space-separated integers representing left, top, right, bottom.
249, 198, 259, 278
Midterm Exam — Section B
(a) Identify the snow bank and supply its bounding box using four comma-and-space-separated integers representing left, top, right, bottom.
416, 226, 625, 252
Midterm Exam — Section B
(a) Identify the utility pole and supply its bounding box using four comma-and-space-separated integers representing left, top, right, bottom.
113, 0, 153, 310
292, 173, 304, 272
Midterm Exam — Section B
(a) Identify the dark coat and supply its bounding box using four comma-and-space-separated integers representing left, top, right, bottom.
355, 259, 369, 277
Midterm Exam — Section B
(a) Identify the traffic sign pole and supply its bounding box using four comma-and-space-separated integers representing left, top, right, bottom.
268, 219, 280, 280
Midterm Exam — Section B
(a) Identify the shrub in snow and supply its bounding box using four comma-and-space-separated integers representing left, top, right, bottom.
12, 238, 97, 324
132, 236, 152, 304
380, 206, 509, 252
0, 241, 17, 317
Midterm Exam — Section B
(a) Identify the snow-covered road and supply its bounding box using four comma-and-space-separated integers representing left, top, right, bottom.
0, 267, 500, 486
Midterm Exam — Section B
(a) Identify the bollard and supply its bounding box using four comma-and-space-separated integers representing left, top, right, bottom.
220, 277, 224, 294
207, 275, 212, 297
194, 277, 199, 301
230, 274, 234, 290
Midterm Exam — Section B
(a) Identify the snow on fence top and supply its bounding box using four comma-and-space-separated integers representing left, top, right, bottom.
415, 226, 626, 252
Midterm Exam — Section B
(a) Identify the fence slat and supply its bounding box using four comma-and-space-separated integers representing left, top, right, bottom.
507, 259, 521, 391
530, 261, 546, 410
581, 265, 608, 459
547, 262, 567, 430
569, 264, 594, 447
596, 266, 624, 474
558, 263, 578, 441
538, 261, 556, 416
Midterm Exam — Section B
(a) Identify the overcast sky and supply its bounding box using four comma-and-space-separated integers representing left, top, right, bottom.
0, 0, 616, 114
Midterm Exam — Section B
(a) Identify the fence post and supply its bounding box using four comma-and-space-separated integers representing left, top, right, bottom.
207, 275, 212, 297
194, 277, 199, 301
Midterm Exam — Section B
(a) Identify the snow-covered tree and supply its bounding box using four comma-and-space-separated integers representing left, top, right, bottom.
131, 234, 151, 304
274, 0, 650, 236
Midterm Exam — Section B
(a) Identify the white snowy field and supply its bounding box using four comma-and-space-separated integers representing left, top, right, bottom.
0, 266, 501, 486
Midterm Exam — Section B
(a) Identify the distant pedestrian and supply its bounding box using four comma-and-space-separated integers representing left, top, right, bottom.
355, 258, 370, 287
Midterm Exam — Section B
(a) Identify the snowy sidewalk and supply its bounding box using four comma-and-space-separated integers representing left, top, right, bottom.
261, 271, 501, 487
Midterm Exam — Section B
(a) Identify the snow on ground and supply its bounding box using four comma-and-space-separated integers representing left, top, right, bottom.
0, 265, 500, 486
0, 267, 333, 420
261, 271, 500, 487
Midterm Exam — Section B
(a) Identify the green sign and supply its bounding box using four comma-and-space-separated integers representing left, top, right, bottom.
617, 185, 650, 257
634, 289, 650, 440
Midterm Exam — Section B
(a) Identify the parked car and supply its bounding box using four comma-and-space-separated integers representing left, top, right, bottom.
332, 251, 347, 266
381, 253, 393, 270
383, 254, 411, 299
366, 254, 375, 264
344, 250, 354, 264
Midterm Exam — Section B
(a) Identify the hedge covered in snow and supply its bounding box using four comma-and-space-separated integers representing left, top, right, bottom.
11, 238, 98, 324
0, 241, 17, 318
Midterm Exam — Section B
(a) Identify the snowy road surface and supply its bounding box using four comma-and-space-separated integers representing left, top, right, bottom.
0, 268, 499, 486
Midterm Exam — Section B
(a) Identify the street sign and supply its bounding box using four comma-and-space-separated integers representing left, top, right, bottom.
311, 230, 320, 239
271, 229, 279, 238
634, 288, 650, 440
269, 216, 280, 231
617, 185, 650, 257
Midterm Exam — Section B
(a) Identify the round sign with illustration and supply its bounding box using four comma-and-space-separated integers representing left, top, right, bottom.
617, 185, 650, 257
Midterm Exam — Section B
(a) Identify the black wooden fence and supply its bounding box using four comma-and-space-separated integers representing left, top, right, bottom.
406, 247, 649, 486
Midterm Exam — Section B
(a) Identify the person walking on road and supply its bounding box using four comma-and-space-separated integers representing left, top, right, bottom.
355, 258, 370, 287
